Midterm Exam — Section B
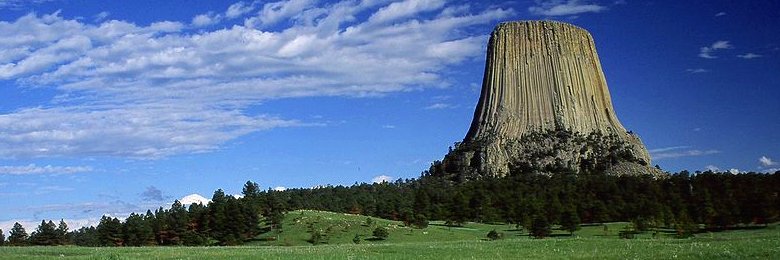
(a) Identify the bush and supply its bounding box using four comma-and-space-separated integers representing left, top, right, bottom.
372, 227, 389, 240
487, 229, 503, 240
307, 230, 328, 245
352, 234, 361, 244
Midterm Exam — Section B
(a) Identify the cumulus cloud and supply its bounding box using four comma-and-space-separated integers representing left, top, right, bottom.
699, 40, 732, 59
372, 174, 393, 183
273, 186, 287, 191
737, 53, 762, 59
180, 193, 211, 205
0, 2, 513, 159
192, 13, 220, 27
225, 1, 256, 19
0, 164, 92, 175
649, 146, 720, 160
529, 0, 607, 16
759, 156, 777, 167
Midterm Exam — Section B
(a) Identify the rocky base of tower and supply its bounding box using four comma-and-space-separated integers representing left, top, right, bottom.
436, 128, 664, 182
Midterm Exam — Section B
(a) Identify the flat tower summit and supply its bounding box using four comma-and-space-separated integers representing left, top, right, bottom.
441, 21, 654, 178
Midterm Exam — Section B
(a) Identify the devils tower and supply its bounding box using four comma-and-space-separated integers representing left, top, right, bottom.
439, 21, 654, 178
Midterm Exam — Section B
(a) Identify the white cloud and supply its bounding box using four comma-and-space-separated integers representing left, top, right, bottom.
649, 146, 720, 160
381, 124, 396, 129
368, 0, 446, 24
225, 1, 256, 19
372, 174, 393, 183
0, 0, 52, 9
251, 0, 316, 28
94, 11, 110, 22
192, 13, 219, 27
737, 53, 762, 59
0, 164, 92, 175
704, 165, 719, 172
425, 103, 456, 109
728, 168, 741, 175
529, 0, 607, 16
273, 186, 287, 191
686, 68, 708, 73
759, 156, 777, 167
699, 40, 732, 59
715, 12, 726, 17
0, 3, 512, 159
180, 193, 210, 205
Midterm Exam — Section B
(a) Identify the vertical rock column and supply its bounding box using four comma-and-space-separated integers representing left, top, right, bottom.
460, 20, 650, 176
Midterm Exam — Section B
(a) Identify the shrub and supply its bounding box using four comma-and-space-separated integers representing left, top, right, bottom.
372, 227, 389, 240
487, 229, 503, 240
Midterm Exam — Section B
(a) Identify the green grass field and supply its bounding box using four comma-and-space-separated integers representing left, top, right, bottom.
2, 210, 778, 259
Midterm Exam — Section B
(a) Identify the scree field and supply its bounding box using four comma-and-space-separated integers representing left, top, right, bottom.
2, 210, 778, 259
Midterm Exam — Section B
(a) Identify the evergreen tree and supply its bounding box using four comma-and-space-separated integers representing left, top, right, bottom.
71, 226, 100, 246
96, 216, 124, 246
530, 215, 551, 239
0, 228, 5, 246
123, 213, 154, 246
56, 219, 69, 245
8, 222, 28, 246
560, 208, 581, 235
30, 220, 59, 245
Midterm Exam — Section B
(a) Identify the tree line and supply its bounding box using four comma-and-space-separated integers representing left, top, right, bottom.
1, 181, 284, 246
2, 170, 777, 246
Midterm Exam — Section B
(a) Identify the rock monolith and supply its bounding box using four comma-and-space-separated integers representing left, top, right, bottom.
441, 21, 654, 177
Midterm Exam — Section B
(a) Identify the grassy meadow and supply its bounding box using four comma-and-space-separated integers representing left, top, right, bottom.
2, 210, 778, 259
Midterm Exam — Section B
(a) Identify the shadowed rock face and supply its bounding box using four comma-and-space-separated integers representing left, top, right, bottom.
450, 21, 651, 176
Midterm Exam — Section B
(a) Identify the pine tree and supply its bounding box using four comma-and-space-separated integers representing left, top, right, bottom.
30, 220, 58, 245
530, 215, 551, 239
560, 208, 581, 235
56, 219, 69, 245
123, 213, 154, 246
8, 222, 29, 246
97, 216, 124, 246
0, 228, 5, 246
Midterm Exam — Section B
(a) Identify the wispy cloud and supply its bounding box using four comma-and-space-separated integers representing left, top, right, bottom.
737, 53, 762, 59
0, 0, 53, 9
0, 1, 513, 159
425, 103, 457, 110
0, 164, 92, 175
649, 146, 720, 160
759, 155, 777, 167
686, 68, 708, 73
715, 12, 726, 17
699, 40, 732, 59
529, 0, 607, 16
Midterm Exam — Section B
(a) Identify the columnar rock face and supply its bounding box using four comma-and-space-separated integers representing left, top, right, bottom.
446, 21, 651, 177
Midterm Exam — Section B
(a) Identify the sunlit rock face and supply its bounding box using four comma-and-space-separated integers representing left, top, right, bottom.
446, 21, 652, 177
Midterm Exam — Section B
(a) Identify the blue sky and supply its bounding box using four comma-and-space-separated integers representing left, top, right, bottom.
1, 0, 778, 232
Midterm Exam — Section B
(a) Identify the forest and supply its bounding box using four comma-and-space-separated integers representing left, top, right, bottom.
2, 167, 777, 246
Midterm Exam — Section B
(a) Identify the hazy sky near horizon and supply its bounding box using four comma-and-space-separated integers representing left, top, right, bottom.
1, 0, 778, 232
